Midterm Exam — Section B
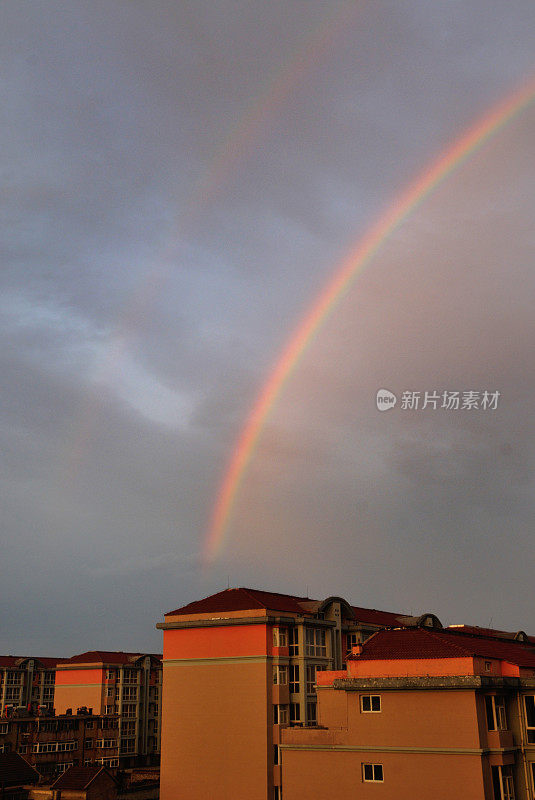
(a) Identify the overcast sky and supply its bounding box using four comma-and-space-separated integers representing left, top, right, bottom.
2, 0, 535, 655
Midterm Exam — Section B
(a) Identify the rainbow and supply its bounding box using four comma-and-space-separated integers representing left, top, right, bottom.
203, 73, 535, 564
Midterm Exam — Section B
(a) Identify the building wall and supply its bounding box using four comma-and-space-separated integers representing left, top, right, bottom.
281, 749, 486, 800
55, 670, 105, 715
160, 625, 271, 800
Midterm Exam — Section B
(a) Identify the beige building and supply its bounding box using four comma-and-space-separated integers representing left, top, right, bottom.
54, 652, 162, 769
0, 657, 64, 715
156, 587, 415, 800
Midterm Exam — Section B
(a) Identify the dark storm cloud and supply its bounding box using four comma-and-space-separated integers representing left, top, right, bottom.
1, 0, 535, 652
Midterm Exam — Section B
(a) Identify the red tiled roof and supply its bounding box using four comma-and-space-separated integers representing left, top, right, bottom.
166, 588, 410, 625
62, 651, 162, 665
0, 656, 67, 668
351, 606, 409, 627
0, 752, 40, 786
52, 765, 114, 790
354, 627, 535, 668
166, 587, 312, 617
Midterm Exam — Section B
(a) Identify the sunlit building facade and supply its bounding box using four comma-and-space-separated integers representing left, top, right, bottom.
157, 587, 415, 800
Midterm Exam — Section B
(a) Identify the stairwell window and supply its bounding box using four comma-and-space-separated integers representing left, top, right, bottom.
273, 628, 288, 648
363, 763, 383, 783
486, 696, 507, 731
524, 696, 535, 742
289, 627, 299, 656
306, 628, 326, 657
289, 665, 299, 693
273, 666, 288, 685
492, 765, 515, 800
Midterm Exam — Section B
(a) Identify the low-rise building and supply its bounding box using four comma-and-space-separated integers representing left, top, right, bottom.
0, 709, 119, 780
281, 622, 535, 799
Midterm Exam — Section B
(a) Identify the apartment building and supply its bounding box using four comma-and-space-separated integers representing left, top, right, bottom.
54, 651, 162, 768
0, 657, 64, 715
281, 622, 535, 800
0, 709, 119, 779
156, 586, 416, 800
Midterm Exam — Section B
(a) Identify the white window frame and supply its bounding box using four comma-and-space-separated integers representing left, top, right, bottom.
361, 694, 381, 713
273, 627, 288, 648
273, 666, 288, 686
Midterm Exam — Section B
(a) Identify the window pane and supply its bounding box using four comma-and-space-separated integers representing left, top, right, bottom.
363, 764, 373, 781
526, 696, 535, 727
371, 696, 381, 712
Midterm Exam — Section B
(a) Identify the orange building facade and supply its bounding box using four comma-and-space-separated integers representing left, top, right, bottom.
282, 624, 535, 800
157, 587, 419, 800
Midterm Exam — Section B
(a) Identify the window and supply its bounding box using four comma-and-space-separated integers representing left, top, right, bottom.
122, 686, 138, 701
104, 705, 115, 715
273, 744, 279, 764
486, 696, 507, 731
306, 701, 317, 725
107, 687, 115, 697
347, 633, 360, 651
289, 628, 299, 656
273, 666, 288, 686
289, 665, 299, 693
273, 705, 288, 725
121, 721, 136, 735
106, 669, 116, 680
273, 628, 288, 648
361, 695, 381, 713
363, 763, 383, 783
44, 672, 54, 685
492, 765, 515, 800
525, 696, 535, 743
96, 739, 116, 749
85, 739, 93, 749
306, 665, 324, 694
0, 723, 9, 735
484, 661, 492, 672
122, 704, 136, 718
6, 672, 20, 686
18, 745, 27, 754
85, 721, 94, 730
123, 669, 137, 684
306, 628, 326, 657
120, 738, 136, 754
5, 688, 21, 702
290, 703, 300, 723
42, 687, 54, 701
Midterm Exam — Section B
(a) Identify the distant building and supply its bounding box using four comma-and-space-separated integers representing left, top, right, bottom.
0, 708, 119, 780
0, 657, 66, 716
55, 652, 162, 768
156, 587, 416, 800
282, 622, 535, 799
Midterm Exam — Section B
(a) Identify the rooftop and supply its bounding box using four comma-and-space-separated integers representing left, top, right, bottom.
351, 627, 535, 668
166, 587, 409, 626
0, 752, 40, 786
52, 765, 114, 790
62, 650, 162, 665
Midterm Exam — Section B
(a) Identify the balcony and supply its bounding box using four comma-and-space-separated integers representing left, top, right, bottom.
487, 729, 515, 750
